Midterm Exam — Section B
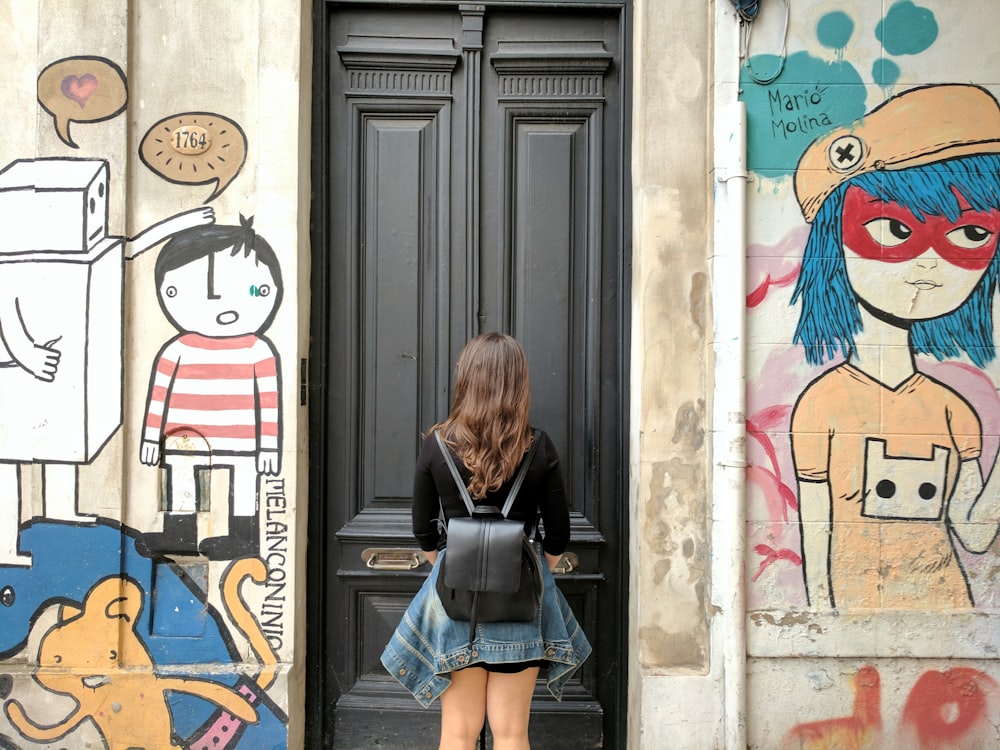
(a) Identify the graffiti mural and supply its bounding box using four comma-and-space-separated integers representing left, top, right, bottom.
0, 158, 121, 561
742, 2, 1000, 745
0, 520, 286, 748
789, 84, 1000, 609
138, 217, 283, 560
784, 665, 882, 750
140, 112, 249, 203
36, 56, 128, 149
0, 156, 216, 559
0, 42, 290, 748
899, 668, 998, 749
744, 1, 1000, 613
778, 664, 1000, 749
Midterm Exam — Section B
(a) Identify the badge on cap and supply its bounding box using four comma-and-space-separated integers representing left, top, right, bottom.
827, 134, 865, 173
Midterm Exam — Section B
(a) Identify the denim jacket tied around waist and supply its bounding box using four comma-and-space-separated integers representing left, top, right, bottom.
380, 546, 592, 707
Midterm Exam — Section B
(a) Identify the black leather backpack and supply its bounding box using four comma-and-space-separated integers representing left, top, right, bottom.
434, 430, 544, 643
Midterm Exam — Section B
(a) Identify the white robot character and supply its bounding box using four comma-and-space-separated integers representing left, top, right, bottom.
0, 158, 212, 565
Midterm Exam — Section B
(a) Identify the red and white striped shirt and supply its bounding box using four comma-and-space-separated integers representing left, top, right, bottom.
143, 333, 280, 454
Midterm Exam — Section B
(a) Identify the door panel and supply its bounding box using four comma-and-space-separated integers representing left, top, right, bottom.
310, 3, 627, 747
481, 27, 615, 532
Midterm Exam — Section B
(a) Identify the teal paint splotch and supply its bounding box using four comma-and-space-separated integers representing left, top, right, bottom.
741, 51, 867, 177
872, 57, 901, 88
817, 11, 854, 51
876, 1, 938, 55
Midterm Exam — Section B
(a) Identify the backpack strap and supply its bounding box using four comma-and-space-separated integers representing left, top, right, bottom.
501, 429, 539, 517
435, 431, 477, 515
434, 429, 540, 518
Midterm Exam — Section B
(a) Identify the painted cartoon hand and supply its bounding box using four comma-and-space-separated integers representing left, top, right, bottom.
140, 439, 160, 466
257, 449, 280, 475
22, 338, 61, 382
125, 206, 217, 259
174, 205, 216, 231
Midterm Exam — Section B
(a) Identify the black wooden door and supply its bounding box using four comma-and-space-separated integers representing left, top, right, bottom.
308, 2, 629, 747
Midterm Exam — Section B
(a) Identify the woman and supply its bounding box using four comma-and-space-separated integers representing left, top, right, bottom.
790, 84, 1000, 609
381, 333, 591, 750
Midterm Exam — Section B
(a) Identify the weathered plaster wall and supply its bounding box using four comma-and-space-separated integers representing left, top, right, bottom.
630, 0, 717, 746
0, 2, 308, 748
743, 0, 1000, 747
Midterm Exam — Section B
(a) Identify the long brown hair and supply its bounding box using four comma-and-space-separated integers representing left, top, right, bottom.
432, 333, 533, 498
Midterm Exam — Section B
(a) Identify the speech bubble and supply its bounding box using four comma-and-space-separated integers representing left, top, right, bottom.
139, 112, 248, 203
37, 56, 128, 149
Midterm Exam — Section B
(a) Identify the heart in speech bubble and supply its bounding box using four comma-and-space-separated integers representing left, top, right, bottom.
61, 74, 99, 108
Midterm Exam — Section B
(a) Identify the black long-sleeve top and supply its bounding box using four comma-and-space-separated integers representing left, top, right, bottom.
411, 428, 571, 557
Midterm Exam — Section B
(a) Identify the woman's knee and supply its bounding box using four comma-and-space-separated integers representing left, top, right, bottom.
440, 668, 489, 744
441, 707, 487, 741
487, 714, 530, 743
484, 668, 538, 740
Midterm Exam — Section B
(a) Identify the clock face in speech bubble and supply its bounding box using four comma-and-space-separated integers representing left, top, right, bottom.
139, 112, 248, 203
37, 57, 128, 149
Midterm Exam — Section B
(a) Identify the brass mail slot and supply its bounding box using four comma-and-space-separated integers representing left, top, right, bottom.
362, 548, 577, 573
362, 548, 428, 571
552, 551, 579, 575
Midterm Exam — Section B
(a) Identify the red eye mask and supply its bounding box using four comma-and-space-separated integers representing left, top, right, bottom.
841, 185, 1000, 271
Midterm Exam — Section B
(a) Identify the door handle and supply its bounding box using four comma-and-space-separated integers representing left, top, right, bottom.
362, 548, 428, 570
551, 552, 579, 575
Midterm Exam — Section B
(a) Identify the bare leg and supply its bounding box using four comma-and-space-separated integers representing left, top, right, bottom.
439, 666, 488, 750
486, 666, 540, 750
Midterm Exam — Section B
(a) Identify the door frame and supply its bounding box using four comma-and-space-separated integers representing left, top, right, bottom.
306, 1, 632, 746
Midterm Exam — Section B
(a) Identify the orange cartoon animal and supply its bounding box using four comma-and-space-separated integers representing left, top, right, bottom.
784, 665, 883, 750
3, 557, 278, 750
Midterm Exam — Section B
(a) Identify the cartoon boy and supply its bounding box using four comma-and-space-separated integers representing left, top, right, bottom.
139, 215, 282, 559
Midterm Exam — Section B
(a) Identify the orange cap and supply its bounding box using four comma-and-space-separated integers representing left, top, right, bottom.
794, 84, 1000, 223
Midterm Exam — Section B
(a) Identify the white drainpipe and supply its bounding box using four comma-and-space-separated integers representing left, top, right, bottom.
713, 96, 749, 748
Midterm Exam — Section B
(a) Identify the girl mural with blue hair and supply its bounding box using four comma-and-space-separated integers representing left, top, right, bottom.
790, 84, 1000, 609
